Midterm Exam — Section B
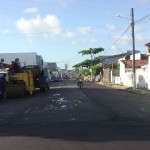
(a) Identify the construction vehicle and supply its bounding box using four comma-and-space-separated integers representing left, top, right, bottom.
5, 70, 34, 98
0, 67, 9, 98
22, 65, 50, 91
5, 64, 50, 98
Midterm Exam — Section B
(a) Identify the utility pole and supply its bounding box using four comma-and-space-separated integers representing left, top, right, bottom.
131, 8, 136, 91
90, 48, 93, 81
117, 8, 150, 90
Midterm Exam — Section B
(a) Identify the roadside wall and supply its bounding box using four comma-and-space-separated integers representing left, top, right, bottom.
116, 61, 149, 89
148, 56, 150, 90
136, 67, 148, 89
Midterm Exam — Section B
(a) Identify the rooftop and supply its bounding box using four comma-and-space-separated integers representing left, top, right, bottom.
145, 43, 150, 46
122, 60, 148, 68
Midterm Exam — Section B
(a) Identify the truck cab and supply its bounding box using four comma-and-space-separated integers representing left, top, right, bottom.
22, 65, 50, 91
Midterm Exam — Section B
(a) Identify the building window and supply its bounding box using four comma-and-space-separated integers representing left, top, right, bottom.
1, 58, 4, 62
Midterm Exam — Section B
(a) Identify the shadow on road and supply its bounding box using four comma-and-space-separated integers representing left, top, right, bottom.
0, 121, 150, 142
0, 80, 150, 143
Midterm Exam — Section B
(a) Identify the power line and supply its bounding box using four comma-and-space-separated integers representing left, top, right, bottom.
102, 11, 150, 56
113, 44, 124, 52
102, 25, 131, 55
103, 14, 150, 55
111, 25, 131, 46
135, 14, 150, 24
135, 19, 150, 25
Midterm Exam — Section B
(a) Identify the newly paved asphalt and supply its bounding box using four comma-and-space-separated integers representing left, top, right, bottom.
0, 79, 150, 150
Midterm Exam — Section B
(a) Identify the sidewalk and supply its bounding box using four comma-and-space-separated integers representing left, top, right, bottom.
97, 81, 150, 95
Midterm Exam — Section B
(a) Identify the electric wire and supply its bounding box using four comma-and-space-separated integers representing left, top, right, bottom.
111, 25, 131, 46
135, 14, 150, 24
135, 19, 150, 25
102, 25, 131, 55
103, 12, 150, 56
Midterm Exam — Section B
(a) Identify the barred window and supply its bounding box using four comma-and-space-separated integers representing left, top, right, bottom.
1, 58, 4, 62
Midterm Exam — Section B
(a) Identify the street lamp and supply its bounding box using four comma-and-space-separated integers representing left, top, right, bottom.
116, 14, 131, 20
116, 8, 136, 91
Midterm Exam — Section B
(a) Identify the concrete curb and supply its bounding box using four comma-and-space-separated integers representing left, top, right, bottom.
95, 81, 150, 95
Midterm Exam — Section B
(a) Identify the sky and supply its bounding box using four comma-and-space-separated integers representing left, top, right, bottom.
0, 0, 149, 69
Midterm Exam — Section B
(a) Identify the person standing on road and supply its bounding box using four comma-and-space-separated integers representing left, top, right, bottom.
0, 74, 7, 99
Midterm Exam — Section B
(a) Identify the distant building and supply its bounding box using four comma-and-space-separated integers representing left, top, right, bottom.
65, 64, 68, 71
47, 63, 57, 71
99, 50, 147, 82
0, 52, 43, 67
99, 50, 142, 69
60, 69, 68, 78
47, 62, 59, 80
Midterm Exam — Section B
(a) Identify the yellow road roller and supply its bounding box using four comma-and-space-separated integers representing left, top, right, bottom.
5, 70, 34, 98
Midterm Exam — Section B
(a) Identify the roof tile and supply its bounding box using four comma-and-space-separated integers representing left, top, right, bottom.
122, 60, 148, 68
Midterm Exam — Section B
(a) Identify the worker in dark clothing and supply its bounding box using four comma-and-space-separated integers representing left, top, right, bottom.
11, 59, 22, 73
9, 61, 14, 73
0, 74, 6, 99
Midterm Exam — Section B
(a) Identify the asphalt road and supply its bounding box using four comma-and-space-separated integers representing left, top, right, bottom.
0, 79, 150, 150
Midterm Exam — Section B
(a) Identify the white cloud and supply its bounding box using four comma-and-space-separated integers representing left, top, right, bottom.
16, 14, 74, 39
112, 35, 131, 46
72, 41, 78, 46
16, 16, 41, 34
88, 38, 98, 43
78, 26, 93, 35
43, 15, 64, 35
63, 31, 74, 38
105, 23, 118, 31
24, 7, 39, 13
111, 45, 118, 51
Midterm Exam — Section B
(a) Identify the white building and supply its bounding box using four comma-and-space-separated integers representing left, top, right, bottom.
145, 43, 150, 90
0, 52, 43, 67
120, 59, 148, 88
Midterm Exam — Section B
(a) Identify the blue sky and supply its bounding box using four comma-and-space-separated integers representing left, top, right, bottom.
0, 0, 149, 69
